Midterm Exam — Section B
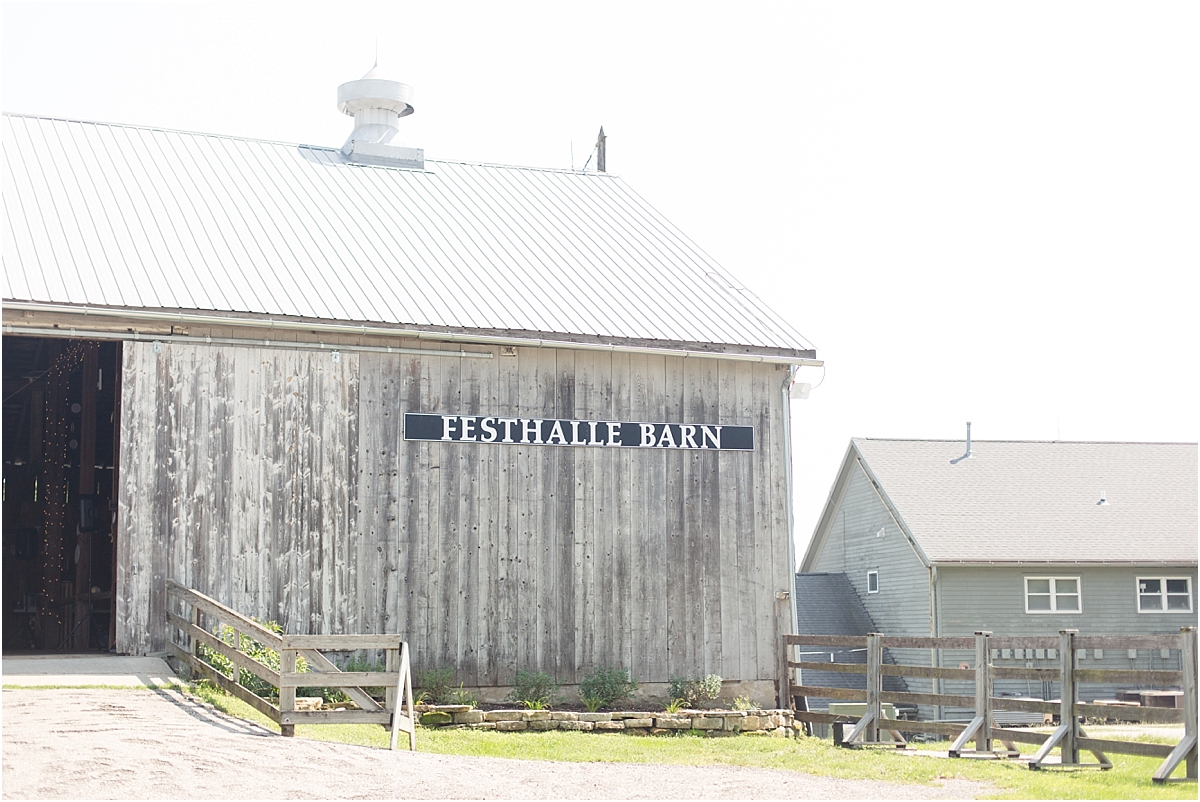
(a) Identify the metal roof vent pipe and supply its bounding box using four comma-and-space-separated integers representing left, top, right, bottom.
950, 421, 972, 464
337, 64, 424, 169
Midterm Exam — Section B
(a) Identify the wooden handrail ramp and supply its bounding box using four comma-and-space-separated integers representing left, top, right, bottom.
166, 580, 416, 751
785, 627, 1197, 783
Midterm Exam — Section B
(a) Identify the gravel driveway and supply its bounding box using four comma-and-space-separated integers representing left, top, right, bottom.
2, 689, 989, 799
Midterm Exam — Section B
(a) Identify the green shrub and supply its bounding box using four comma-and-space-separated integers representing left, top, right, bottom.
445, 683, 478, 708
578, 666, 638, 711
732, 695, 756, 711
196, 619, 309, 702
668, 674, 722, 707
506, 669, 559, 709
416, 665, 456, 704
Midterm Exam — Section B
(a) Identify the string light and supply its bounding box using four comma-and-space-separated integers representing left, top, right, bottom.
37, 342, 88, 642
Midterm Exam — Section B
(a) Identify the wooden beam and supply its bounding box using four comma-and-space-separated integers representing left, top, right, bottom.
783, 635, 866, 648
790, 685, 867, 702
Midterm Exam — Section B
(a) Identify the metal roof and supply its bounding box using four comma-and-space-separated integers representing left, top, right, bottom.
830, 439, 1198, 565
2, 113, 815, 357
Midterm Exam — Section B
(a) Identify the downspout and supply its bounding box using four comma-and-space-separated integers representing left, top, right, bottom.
930, 564, 940, 720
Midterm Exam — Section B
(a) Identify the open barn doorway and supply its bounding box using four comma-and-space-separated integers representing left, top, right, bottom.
3, 336, 122, 652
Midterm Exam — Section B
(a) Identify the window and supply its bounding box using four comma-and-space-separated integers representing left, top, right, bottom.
867, 570, 879, 594
1024, 577, 1081, 614
1137, 577, 1193, 613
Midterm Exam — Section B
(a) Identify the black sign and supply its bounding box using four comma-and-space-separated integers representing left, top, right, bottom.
404, 413, 753, 451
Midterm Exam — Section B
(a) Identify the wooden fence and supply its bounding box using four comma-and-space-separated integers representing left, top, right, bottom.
785, 628, 1197, 783
165, 580, 417, 751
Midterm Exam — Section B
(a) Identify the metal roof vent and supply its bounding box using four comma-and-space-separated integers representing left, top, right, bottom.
337, 63, 424, 169
950, 422, 972, 464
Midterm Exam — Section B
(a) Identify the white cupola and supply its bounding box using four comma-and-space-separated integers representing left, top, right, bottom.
337, 63, 423, 169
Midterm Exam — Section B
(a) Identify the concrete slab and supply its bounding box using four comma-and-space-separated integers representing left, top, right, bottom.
2, 653, 181, 687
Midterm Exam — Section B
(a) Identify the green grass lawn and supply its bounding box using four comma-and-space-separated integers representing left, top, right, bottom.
186, 683, 1196, 800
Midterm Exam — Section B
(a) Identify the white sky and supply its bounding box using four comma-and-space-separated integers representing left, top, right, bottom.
4, 1, 1197, 564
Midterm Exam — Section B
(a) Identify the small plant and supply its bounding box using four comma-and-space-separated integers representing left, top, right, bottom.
577, 666, 638, 712
663, 697, 685, 713
667, 674, 722, 708
506, 669, 559, 710
445, 683, 478, 708
416, 665, 456, 704
195, 619, 311, 702
732, 695, 756, 711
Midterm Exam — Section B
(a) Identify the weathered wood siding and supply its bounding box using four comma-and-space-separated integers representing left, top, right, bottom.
117, 339, 795, 686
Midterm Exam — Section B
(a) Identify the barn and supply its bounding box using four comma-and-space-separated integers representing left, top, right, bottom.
1, 67, 819, 704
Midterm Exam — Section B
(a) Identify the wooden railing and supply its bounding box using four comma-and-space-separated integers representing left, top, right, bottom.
165, 580, 416, 751
784, 628, 1197, 783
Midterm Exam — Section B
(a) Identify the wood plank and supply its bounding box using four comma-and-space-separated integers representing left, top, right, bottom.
794, 710, 857, 725
280, 671, 398, 688
663, 356, 686, 677
790, 685, 867, 701
167, 611, 281, 685
986, 727, 1049, 746
881, 690, 978, 708
610, 351, 632, 675
168, 642, 280, 723
878, 718, 972, 737
1076, 737, 1175, 759
880, 664, 975, 681
1074, 668, 1182, 684
283, 635, 404, 650
991, 667, 1059, 681
880, 637, 975, 650
790, 661, 867, 675
168, 581, 282, 648
1076, 703, 1184, 724
992, 697, 1059, 715
732, 362, 756, 685
555, 349, 576, 683
572, 349, 597, 679
495, 349, 520, 685
784, 635, 867, 648
279, 710, 393, 725
1074, 634, 1180, 650
299, 649, 383, 713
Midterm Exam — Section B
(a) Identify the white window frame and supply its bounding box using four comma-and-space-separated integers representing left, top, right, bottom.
867, 570, 879, 594
1137, 576, 1194, 614
1024, 576, 1082, 614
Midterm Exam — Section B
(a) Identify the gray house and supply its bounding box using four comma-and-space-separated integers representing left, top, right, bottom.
797, 438, 1197, 713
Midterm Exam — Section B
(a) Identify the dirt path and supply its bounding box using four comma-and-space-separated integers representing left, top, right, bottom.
2, 689, 989, 799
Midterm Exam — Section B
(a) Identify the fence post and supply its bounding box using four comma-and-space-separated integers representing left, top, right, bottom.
865, 632, 882, 743
280, 647, 296, 738
386, 645, 398, 714
975, 631, 992, 752
191, 603, 202, 661
1060, 629, 1079, 766
1184, 627, 1197, 779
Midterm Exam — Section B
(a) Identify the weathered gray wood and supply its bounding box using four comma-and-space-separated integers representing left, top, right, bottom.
880, 718, 971, 737
880, 636, 975, 649
119, 340, 796, 692
880, 664, 975, 681
989, 636, 1059, 650
279, 671, 396, 688
865, 633, 882, 743
881, 690, 979, 709
993, 696, 1060, 715
791, 661, 868, 675
280, 648, 297, 737
784, 635, 867, 647
283, 635, 402, 650
301, 649, 383, 713
1075, 634, 1180, 650
278, 710, 392, 725
1078, 738, 1175, 759
168, 641, 280, 723
791, 684, 867, 701
1073, 668, 1182, 684
975, 631, 992, 752
991, 666, 1059, 681
987, 727, 1049, 746
167, 611, 281, 685
1076, 703, 1185, 724
168, 581, 282, 648
1060, 630, 1078, 766
1153, 734, 1197, 783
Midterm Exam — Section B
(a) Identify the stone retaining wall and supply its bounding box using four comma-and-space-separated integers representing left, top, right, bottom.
416, 706, 795, 736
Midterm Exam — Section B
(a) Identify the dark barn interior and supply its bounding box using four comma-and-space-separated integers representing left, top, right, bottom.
3, 335, 121, 652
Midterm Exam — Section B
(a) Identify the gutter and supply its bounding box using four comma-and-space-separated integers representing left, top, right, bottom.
2, 301, 823, 368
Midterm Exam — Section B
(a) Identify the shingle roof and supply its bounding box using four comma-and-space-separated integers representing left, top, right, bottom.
2, 113, 815, 357
851, 439, 1197, 565
792, 573, 908, 703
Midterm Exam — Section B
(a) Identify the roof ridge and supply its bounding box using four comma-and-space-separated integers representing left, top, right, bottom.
2, 112, 619, 177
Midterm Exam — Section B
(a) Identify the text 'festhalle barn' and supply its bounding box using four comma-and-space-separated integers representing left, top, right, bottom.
2, 67, 819, 704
